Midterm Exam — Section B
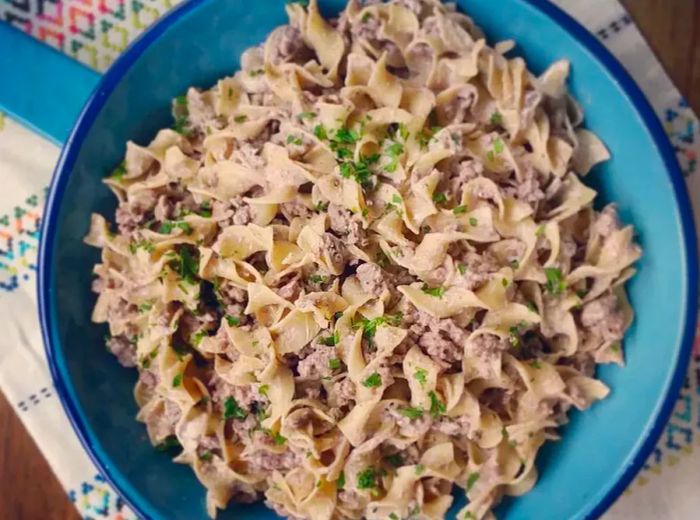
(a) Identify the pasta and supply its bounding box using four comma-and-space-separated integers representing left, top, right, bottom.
85, 0, 641, 518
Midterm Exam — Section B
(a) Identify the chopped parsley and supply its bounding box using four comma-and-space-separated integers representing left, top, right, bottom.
298, 111, 317, 120
414, 367, 428, 387
172, 373, 183, 388
535, 224, 546, 237
610, 342, 621, 353
271, 431, 287, 446
392, 194, 402, 204
356, 467, 378, 490
400, 406, 424, 420
415, 464, 426, 476
338, 153, 380, 189
417, 126, 441, 149
172, 95, 190, 136
385, 454, 403, 467
159, 220, 193, 235
129, 239, 155, 254
198, 201, 212, 218
428, 391, 446, 418
155, 435, 181, 452
530, 360, 542, 369
248, 68, 264, 76
384, 141, 404, 173
421, 284, 445, 298
223, 396, 247, 420
526, 301, 538, 313
109, 161, 126, 181
328, 358, 342, 371
354, 313, 403, 341
313, 124, 328, 140
389, 514, 399, 520
469, 217, 478, 226
466, 471, 480, 492
286, 134, 303, 145
337, 470, 345, 490
168, 247, 199, 285
361, 11, 372, 23
225, 315, 241, 326
314, 200, 329, 212
453, 205, 468, 215
191, 330, 208, 346
258, 384, 269, 396
432, 192, 448, 204
199, 450, 213, 462
490, 111, 503, 126
234, 114, 247, 123
509, 325, 521, 347
486, 137, 504, 162
362, 372, 382, 388
320, 331, 340, 346
502, 278, 509, 287
544, 267, 566, 295
309, 274, 329, 284
457, 263, 467, 275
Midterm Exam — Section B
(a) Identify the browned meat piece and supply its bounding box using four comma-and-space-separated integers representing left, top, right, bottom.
594, 204, 621, 238
106, 335, 136, 367
355, 263, 388, 297
580, 293, 626, 341
328, 204, 367, 246
453, 251, 499, 290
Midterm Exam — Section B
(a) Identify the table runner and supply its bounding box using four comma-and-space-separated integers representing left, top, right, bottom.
0, 1, 698, 518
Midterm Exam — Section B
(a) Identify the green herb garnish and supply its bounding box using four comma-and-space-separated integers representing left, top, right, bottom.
466, 472, 480, 492
544, 267, 566, 295
172, 373, 183, 387
421, 284, 445, 298
414, 367, 428, 387
428, 390, 446, 418
357, 467, 378, 490
328, 358, 342, 371
223, 396, 247, 420
453, 205, 468, 215
400, 406, 424, 420
362, 372, 382, 388
225, 315, 241, 326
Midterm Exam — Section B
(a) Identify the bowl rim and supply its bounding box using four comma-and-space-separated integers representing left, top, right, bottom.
38, 0, 699, 519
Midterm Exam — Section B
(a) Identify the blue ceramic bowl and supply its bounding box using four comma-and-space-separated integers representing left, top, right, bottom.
7, 0, 696, 518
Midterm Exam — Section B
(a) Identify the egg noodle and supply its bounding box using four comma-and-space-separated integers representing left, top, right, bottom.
85, 0, 641, 518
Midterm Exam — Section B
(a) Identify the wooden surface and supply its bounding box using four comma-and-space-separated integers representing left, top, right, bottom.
0, 391, 80, 520
0, 1, 697, 518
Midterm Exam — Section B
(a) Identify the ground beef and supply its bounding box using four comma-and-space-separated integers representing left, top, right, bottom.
384, 404, 432, 437
396, 0, 425, 15
245, 448, 302, 473
516, 176, 545, 204
594, 204, 621, 238
139, 369, 159, 388
355, 263, 388, 297
271, 26, 307, 65
297, 343, 336, 378
106, 335, 136, 367
321, 233, 348, 272
453, 251, 499, 290
281, 200, 312, 220
212, 196, 255, 227
431, 415, 471, 436
209, 377, 265, 413
115, 190, 157, 235
440, 90, 476, 125
331, 377, 356, 408
468, 333, 509, 360
274, 277, 302, 302
401, 300, 468, 364
328, 204, 367, 246
144, 399, 181, 441
580, 293, 626, 341
446, 160, 482, 200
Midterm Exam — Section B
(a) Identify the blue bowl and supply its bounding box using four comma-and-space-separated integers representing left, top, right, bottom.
31, 0, 697, 519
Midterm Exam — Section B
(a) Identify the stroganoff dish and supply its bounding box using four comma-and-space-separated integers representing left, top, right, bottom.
85, 0, 641, 518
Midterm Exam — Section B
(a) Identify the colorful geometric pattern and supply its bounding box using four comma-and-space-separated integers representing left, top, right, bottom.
0, 0, 183, 72
665, 98, 699, 177
0, 190, 44, 292
68, 473, 136, 520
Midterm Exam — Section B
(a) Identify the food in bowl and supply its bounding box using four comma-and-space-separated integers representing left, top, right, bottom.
84, 0, 641, 518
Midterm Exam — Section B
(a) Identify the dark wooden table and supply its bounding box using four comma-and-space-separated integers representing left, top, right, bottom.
0, 1, 696, 518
